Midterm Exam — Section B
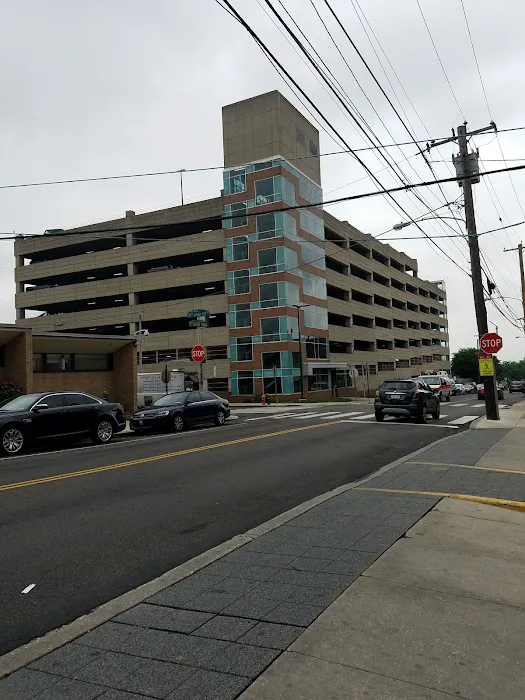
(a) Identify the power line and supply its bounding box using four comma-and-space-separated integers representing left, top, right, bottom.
2, 129, 525, 192
5, 163, 525, 240
459, 0, 525, 227
416, 0, 464, 120
311, 0, 471, 269
255, 0, 470, 274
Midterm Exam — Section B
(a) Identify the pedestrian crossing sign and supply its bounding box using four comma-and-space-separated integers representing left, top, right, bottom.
479, 355, 494, 376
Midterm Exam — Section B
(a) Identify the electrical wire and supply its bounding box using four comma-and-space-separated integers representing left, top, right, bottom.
6, 163, 525, 240
254, 0, 470, 273
310, 0, 472, 269
459, 0, 525, 228
416, 0, 464, 120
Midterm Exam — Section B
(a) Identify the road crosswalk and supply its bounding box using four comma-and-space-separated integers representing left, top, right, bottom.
242, 409, 481, 428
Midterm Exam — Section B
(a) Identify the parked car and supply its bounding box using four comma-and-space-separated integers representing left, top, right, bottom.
477, 384, 505, 400
453, 383, 466, 395
509, 380, 524, 393
0, 392, 126, 456
467, 382, 478, 394
130, 390, 230, 433
375, 379, 440, 423
416, 375, 452, 402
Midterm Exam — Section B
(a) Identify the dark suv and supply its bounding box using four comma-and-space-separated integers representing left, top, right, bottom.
0, 392, 126, 456
375, 379, 440, 423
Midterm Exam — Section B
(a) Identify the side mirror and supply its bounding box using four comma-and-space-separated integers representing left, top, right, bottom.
33, 403, 49, 411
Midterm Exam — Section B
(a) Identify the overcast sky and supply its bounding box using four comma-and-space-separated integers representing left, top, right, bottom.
1, 0, 524, 360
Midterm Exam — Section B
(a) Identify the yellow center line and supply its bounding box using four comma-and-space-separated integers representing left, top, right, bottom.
354, 486, 525, 512
0, 419, 347, 493
406, 460, 525, 476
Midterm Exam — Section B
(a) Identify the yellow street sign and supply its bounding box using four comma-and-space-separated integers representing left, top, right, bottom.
479, 356, 494, 376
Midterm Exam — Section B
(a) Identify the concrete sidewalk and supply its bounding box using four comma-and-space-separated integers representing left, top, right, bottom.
1, 420, 523, 699
241, 498, 525, 700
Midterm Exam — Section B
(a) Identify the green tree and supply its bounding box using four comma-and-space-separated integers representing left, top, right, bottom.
451, 347, 502, 381
498, 359, 525, 381
451, 348, 479, 380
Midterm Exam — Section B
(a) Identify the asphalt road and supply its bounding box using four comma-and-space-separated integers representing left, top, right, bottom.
0, 393, 520, 656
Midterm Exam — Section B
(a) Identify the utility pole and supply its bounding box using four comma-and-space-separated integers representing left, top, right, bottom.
455, 124, 499, 420
293, 304, 309, 400
503, 243, 525, 333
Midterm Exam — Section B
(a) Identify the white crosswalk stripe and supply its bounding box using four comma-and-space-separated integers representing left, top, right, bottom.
447, 415, 479, 425
318, 411, 365, 419
347, 413, 375, 420
451, 402, 468, 407
268, 413, 302, 420
287, 412, 324, 419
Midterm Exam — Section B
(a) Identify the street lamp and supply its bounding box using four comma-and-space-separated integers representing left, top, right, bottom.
134, 316, 149, 374
392, 215, 466, 231
293, 304, 310, 400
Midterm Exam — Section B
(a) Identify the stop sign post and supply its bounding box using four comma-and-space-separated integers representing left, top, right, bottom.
479, 332, 503, 354
191, 345, 206, 363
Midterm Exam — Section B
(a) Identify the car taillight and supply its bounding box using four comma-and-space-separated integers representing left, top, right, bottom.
412, 390, 420, 399
118, 404, 124, 413
375, 390, 380, 398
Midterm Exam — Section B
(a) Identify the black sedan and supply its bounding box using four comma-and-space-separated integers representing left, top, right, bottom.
374, 378, 440, 423
130, 391, 230, 433
0, 391, 126, 456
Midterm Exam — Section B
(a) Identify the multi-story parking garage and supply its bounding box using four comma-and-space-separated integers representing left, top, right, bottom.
14, 91, 449, 401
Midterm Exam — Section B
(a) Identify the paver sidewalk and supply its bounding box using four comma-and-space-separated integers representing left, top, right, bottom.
241, 498, 525, 700
1, 424, 523, 699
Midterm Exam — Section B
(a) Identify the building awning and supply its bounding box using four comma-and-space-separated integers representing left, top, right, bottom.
305, 362, 352, 375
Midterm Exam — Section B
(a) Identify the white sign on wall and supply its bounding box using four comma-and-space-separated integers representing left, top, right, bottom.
137, 371, 185, 394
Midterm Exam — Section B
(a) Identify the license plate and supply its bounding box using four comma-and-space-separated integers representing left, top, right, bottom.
391, 394, 403, 400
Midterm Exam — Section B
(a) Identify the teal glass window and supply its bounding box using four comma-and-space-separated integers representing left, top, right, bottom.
224, 168, 246, 195
258, 248, 278, 274
299, 239, 325, 269
302, 271, 327, 299
303, 305, 328, 329
224, 202, 247, 228
226, 235, 249, 262
229, 303, 251, 328
228, 269, 250, 295
306, 336, 329, 359
230, 337, 253, 362
300, 210, 324, 239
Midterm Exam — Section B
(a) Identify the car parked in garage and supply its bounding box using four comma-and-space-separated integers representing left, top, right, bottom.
0, 392, 126, 456
374, 378, 440, 423
130, 391, 230, 433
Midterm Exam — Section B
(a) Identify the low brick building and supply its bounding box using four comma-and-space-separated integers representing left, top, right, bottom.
0, 325, 136, 412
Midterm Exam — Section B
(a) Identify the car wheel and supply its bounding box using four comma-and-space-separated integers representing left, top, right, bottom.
431, 402, 440, 420
173, 414, 185, 432
375, 411, 384, 422
437, 393, 442, 403
1, 425, 25, 456
445, 393, 451, 402
215, 409, 226, 426
417, 405, 427, 423
92, 419, 114, 445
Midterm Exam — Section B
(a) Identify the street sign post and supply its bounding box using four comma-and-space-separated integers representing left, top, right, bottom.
480, 332, 503, 354
191, 345, 206, 363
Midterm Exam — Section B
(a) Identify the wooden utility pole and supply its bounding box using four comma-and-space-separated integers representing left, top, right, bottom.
456, 124, 499, 420
503, 243, 525, 334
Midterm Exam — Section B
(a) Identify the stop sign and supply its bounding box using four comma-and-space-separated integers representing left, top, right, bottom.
480, 332, 503, 354
191, 345, 206, 363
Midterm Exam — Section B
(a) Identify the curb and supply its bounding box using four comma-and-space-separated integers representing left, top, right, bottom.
0, 428, 462, 679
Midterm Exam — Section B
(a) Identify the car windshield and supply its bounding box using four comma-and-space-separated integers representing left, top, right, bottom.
422, 377, 441, 385
382, 381, 414, 391
153, 392, 189, 407
0, 394, 44, 411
